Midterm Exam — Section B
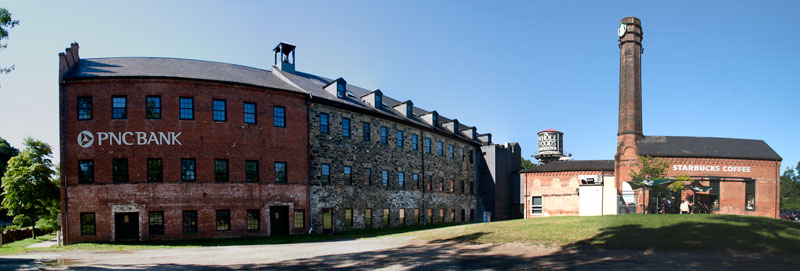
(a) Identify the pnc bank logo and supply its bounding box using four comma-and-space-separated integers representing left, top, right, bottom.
76, 130, 182, 148
77, 131, 94, 148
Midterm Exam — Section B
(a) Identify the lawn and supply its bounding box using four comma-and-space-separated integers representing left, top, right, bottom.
402, 214, 800, 253
0, 234, 56, 255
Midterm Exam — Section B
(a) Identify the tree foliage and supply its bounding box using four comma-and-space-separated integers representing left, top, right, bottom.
0, 136, 19, 176
521, 157, 537, 169
628, 156, 669, 182
0, 7, 19, 80
667, 174, 692, 193
1, 138, 60, 229
780, 162, 800, 210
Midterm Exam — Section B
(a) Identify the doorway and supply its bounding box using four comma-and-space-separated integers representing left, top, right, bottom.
269, 206, 289, 236
114, 212, 139, 241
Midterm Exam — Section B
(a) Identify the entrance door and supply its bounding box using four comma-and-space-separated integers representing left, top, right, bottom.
270, 206, 289, 236
114, 212, 139, 241
322, 208, 333, 234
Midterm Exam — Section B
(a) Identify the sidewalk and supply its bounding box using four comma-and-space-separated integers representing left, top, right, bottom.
25, 237, 57, 248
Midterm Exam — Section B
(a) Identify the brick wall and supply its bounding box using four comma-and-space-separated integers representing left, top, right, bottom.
61, 78, 309, 243
523, 170, 613, 218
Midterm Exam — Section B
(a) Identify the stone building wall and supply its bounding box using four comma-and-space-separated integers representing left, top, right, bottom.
309, 103, 477, 233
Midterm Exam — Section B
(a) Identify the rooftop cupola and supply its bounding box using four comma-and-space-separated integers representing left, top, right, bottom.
393, 100, 414, 118
361, 89, 384, 109
420, 111, 438, 127
273, 42, 296, 73
324, 78, 347, 99
443, 119, 459, 134
460, 127, 477, 140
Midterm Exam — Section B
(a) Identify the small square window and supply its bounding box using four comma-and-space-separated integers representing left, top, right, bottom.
183, 210, 198, 233
531, 196, 543, 215
383, 208, 390, 226
380, 127, 388, 144
78, 160, 94, 184
412, 134, 418, 150
438, 141, 443, 156
112, 96, 127, 119
381, 170, 389, 186
321, 164, 330, 185
399, 209, 405, 225
320, 113, 329, 134
344, 166, 352, 185
398, 172, 405, 188
112, 158, 128, 183
149, 211, 164, 235
397, 130, 404, 148
273, 106, 286, 127
216, 209, 231, 231
342, 118, 350, 138
247, 209, 260, 232
294, 210, 305, 229
214, 159, 229, 182
179, 97, 194, 120
246, 160, 259, 183
147, 158, 163, 183
244, 102, 257, 124
146, 96, 161, 119
181, 159, 196, 182
345, 208, 353, 226
365, 208, 372, 228
362, 122, 371, 142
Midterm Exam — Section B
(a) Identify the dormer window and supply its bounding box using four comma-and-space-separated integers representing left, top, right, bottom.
432, 114, 437, 126
336, 84, 345, 98
375, 93, 382, 109
406, 105, 412, 117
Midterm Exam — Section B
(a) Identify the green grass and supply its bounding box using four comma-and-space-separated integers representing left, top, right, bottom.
0, 234, 56, 255
402, 214, 800, 253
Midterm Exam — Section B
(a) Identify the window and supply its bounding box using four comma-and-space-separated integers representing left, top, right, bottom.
181, 158, 196, 182
213, 99, 226, 122
77, 96, 92, 120
294, 210, 305, 229
111, 96, 127, 119
406, 105, 413, 118
451, 209, 455, 222
439, 209, 445, 223
243, 102, 257, 124
345, 208, 353, 226
275, 162, 287, 183
438, 141, 443, 156
321, 164, 330, 185
710, 179, 720, 210
245, 160, 259, 183
380, 126, 388, 144
273, 106, 285, 127
462, 180, 466, 194
413, 174, 419, 190
183, 210, 198, 233
425, 138, 431, 153
336, 83, 345, 98
365, 168, 372, 185
449, 144, 454, 159
80, 212, 95, 235
320, 113, 329, 134
399, 209, 405, 225
362, 122, 371, 142
247, 209, 260, 232
112, 158, 128, 183
78, 160, 94, 184
439, 178, 444, 191
746, 180, 756, 210
412, 134, 418, 150
450, 179, 454, 192
414, 209, 420, 224
397, 130, 403, 148
426, 176, 432, 191
344, 166, 352, 185
146, 96, 161, 119
375, 93, 382, 108
214, 159, 229, 182
149, 211, 164, 235
216, 210, 230, 231
342, 118, 350, 138
398, 172, 405, 188
179, 97, 194, 120
469, 181, 474, 194
147, 158, 163, 183
469, 150, 474, 164
531, 196, 543, 215
460, 147, 465, 161
382, 170, 389, 186
383, 208, 390, 226
427, 209, 432, 223
365, 208, 372, 228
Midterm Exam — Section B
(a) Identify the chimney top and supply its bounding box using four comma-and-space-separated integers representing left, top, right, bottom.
274, 42, 296, 73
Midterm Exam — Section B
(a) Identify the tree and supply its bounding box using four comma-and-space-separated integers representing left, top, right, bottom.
780, 162, 800, 210
0, 7, 19, 83
628, 156, 669, 184
0, 136, 19, 176
1, 138, 60, 238
521, 157, 537, 169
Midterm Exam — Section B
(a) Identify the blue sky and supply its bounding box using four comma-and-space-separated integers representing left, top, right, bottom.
1, 0, 798, 171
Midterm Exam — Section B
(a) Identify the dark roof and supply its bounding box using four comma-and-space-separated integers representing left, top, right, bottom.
64, 58, 303, 94
637, 136, 782, 161
522, 160, 615, 173
273, 69, 482, 144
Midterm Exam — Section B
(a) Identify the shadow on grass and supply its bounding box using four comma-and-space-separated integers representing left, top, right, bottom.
63, 222, 473, 249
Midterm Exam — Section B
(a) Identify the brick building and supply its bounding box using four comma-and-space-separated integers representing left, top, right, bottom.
523, 17, 781, 219
59, 42, 499, 243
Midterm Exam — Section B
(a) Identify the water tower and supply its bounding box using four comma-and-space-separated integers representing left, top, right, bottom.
535, 128, 569, 164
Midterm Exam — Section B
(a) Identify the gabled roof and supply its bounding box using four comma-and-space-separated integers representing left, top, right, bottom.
521, 160, 614, 173
637, 136, 782, 161
273, 68, 482, 144
64, 57, 303, 94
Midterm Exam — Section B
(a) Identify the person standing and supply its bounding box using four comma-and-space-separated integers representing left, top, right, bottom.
680, 199, 690, 214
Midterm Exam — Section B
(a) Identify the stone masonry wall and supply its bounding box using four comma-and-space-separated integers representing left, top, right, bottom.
309, 103, 477, 233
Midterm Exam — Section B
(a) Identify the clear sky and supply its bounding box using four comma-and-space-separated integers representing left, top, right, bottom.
1, 0, 798, 171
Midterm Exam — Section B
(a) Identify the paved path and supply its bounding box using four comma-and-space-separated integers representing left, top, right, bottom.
1, 236, 798, 270
25, 238, 57, 248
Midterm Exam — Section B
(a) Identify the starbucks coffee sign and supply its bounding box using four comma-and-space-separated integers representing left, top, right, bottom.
77, 130, 182, 148
672, 164, 752, 173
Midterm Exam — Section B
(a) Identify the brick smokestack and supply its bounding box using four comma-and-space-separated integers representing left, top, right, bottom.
615, 17, 643, 194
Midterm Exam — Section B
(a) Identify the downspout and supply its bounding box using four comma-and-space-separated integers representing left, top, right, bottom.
421, 130, 426, 225
60, 81, 69, 245
306, 95, 314, 234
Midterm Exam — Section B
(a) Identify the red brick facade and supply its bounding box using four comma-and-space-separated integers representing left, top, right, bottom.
523, 170, 613, 217
60, 78, 309, 244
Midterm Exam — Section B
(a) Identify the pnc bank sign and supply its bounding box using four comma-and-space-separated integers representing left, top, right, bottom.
77, 131, 182, 148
